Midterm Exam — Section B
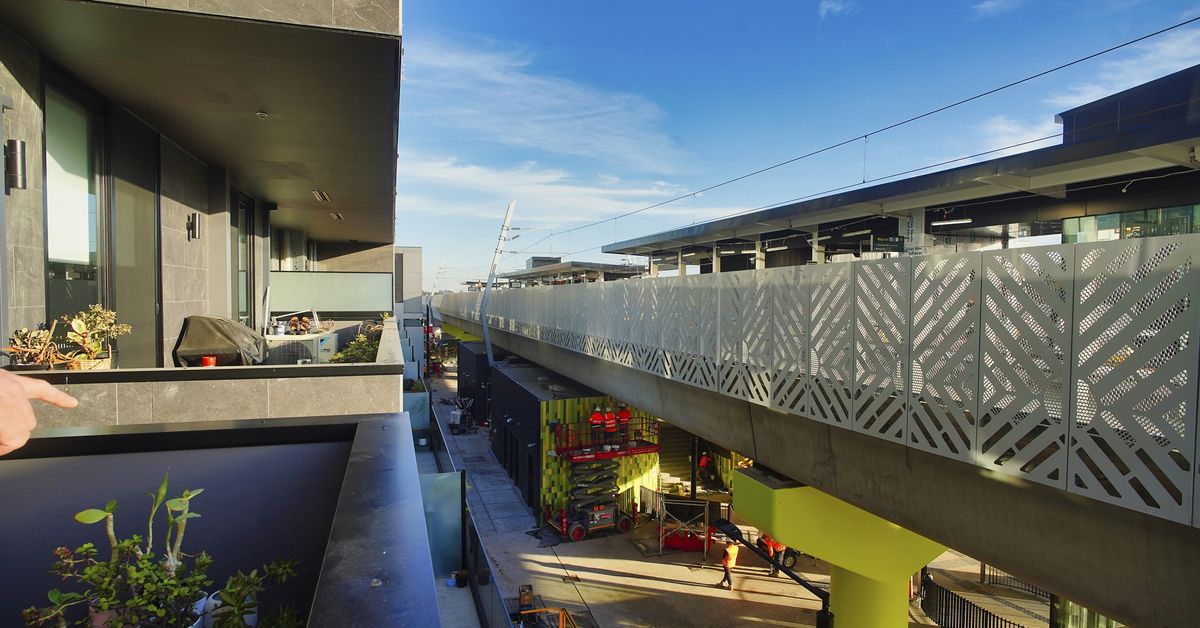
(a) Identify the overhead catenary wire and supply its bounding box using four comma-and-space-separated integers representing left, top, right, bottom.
500, 14, 1200, 261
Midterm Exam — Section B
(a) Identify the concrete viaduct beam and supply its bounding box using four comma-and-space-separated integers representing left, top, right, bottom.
439, 313, 1200, 627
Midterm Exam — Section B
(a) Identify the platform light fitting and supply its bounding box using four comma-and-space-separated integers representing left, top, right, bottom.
930, 217, 973, 226
844, 229, 872, 237
682, 251, 699, 258
765, 244, 788, 252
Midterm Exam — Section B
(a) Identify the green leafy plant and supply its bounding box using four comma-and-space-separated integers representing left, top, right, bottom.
60, 305, 132, 360
5, 322, 70, 367
208, 560, 298, 628
23, 474, 211, 627
330, 334, 379, 364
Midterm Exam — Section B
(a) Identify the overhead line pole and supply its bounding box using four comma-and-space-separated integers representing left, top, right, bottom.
481, 200, 515, 367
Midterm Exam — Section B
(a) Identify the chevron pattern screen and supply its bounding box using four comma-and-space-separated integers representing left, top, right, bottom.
433, 233, 1200, 526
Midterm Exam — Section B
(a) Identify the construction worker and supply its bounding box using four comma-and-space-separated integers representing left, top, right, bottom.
603, 406, 618, 445
716, 539, 738, 590
758, 533, 787, 576
616, 403, 632, 443
588, 406, 605, 446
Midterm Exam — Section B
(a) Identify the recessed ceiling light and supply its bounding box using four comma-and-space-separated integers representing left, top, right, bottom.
311, 189, 331, 202
329, 212, 344, 223
255, 110, 269, 120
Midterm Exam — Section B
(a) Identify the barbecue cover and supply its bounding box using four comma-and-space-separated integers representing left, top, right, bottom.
172, 316, 268, 367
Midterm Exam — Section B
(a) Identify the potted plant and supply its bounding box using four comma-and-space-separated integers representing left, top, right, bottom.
61, 305, 132, 370
330, 334, 379, 364
23, 474, 211, 627
4, 322, 70, 370
203, 559, 298, 628
24, 474, 299, 628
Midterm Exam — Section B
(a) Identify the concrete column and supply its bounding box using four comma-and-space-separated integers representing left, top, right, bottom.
677, 250, 686, 277
711, 246, 722, 273
811, 232, 825, 265
733, 469, 944, 628
754, 241, 766, 270
649, 257, 660, 277
830, 567, 910, 628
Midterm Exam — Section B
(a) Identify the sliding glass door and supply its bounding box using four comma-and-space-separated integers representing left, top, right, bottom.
109, 109, 161, 367
44, 87, 103, 325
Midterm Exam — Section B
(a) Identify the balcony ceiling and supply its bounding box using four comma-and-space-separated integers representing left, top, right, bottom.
0, 0, 399, 243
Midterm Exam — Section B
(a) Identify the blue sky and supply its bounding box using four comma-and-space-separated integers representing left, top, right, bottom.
396, 1, 1200, 288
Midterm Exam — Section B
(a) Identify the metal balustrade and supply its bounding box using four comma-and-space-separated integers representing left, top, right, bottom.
433, 234, 1200, 527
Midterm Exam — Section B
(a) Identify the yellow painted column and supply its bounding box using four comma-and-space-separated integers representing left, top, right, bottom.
733, 468, 944, 628
830, 566, 910, 628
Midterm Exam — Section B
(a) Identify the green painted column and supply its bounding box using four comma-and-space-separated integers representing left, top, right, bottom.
733, 468, 944, 628
830, 566, 910, 628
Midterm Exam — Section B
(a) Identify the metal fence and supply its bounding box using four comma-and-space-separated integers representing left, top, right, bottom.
981, 565, 1052, 600
434, 234, 1200, 527
921, 577, 1027, 628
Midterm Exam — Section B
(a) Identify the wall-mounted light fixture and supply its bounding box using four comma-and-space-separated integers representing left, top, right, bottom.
5, 139, 26, 192
186, 211, 202, 240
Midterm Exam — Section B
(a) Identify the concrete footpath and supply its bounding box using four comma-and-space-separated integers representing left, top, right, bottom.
429, 367, 1043, 627
431, 369, 830, 627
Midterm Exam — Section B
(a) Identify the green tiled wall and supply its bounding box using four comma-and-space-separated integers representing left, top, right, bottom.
539, 397, 661, 515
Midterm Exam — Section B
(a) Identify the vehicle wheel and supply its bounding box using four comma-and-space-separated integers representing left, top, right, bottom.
568, 522, 587, 542
616, 514, 633, 534
782, 550, 798, 570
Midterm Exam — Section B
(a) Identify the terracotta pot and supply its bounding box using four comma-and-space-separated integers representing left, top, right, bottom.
89, 608, 117, 628
69, 357, 112, 371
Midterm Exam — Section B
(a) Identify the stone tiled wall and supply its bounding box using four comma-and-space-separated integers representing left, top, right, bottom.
0, 24, 46, 333
32, 372, 402, 430
88, 0, 402, 37
160, 139, 210, 365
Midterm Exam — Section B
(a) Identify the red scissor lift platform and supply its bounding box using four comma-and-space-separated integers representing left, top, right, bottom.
552, 417, 661, 462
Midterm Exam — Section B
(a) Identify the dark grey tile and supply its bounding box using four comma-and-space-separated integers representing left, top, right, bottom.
34, 383, 117, 430
117, 379, 268, 425
267, 374, 401, 417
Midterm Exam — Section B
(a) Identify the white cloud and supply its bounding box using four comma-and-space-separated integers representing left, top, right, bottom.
973, 0, 1023, 17
396, 151, 717, 226
977, 115, 1062, 157
403, 38, 684, 174
818, 0, 857, 18
1046, 27, 1200, 108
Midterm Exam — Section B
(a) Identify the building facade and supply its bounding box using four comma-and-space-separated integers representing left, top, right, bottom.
0, 0, 401, 367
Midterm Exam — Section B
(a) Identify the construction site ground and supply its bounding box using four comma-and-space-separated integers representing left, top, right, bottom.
428, 365, 1050, 628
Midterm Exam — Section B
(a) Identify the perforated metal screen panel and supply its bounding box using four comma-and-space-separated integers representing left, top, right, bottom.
809, 263, 854, 427
853, 258, 911, 443
435, 234, 1200, 526
909, 254, 981, 462
1070, 236, 1198, 524
767, 266, 809, 416
978, 247, 1074, 488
